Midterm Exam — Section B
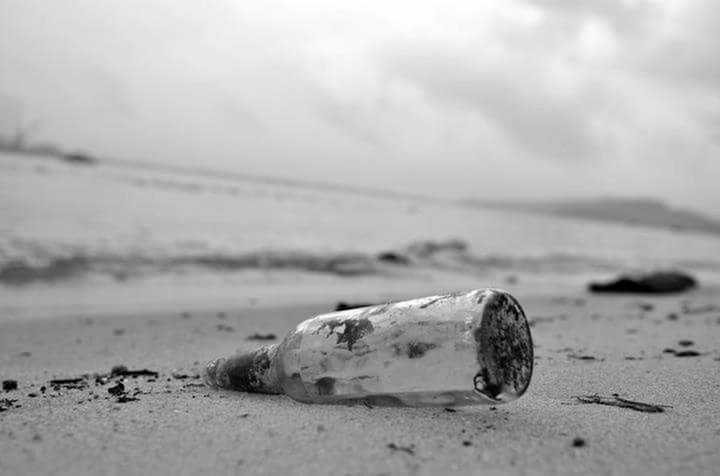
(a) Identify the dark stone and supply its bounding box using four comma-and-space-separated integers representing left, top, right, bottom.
674, 350, 701, 357
572, 437, 586, 448
376, 251, 410, 265
678, 340, 694, 347
2, 380, 18, 392
588, 271, 697, 294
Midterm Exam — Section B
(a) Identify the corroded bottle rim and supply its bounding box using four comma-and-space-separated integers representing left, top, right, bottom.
472, 289, 534, 403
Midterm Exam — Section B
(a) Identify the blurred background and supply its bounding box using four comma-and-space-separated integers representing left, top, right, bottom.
2, 0, 719, 314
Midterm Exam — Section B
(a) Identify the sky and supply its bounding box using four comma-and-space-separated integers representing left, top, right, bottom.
1, 0, 719, 214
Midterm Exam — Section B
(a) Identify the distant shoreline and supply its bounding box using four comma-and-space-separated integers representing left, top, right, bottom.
459, 197, 720, 238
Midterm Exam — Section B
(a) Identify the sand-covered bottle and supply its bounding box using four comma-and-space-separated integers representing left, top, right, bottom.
203, 288, 533, 407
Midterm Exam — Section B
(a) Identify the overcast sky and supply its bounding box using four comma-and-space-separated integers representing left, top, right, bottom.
1, 0, 719, 214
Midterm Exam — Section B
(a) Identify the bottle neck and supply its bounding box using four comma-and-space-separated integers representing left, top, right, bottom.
209, 344, 282, 394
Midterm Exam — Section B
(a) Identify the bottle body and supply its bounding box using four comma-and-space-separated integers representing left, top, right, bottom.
274, 288, 533, 406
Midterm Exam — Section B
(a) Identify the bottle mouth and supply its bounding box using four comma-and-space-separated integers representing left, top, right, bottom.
472, 290, 534, 403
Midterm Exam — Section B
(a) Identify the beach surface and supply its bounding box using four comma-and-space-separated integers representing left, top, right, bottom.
2, 279, 719, 476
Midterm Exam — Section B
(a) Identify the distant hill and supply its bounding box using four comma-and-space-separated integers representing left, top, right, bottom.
459, 197, 720, 236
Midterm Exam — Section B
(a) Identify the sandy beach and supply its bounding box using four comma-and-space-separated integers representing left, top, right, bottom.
2, 280, 719, 476
4, 1, 720, 473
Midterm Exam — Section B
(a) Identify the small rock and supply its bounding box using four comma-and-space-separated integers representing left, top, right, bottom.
677, 340, 694, 347
376, 252, 410, 265
588, 271, 697, 294
572, 437, 586, 448
2, 380, 18, 392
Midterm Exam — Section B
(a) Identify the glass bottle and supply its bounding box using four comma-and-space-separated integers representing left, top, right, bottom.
203, 288, 533, 407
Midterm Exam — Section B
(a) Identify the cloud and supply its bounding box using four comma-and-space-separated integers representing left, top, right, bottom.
1, 0, 719, 212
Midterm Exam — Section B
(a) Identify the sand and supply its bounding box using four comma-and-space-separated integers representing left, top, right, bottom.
1, 281, 719, 475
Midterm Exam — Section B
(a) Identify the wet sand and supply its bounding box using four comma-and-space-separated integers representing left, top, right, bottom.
1, 285, 719, 475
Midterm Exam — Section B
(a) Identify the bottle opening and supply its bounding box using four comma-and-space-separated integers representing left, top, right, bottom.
473, 290, 534, 402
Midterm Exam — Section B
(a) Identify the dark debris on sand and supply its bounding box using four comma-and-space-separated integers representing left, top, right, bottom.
574, 394, 671, 413
171, 372, 200, 380
49, 378, 88, 390
662, 348, 702, 357
568, 354, 602, 361
246, 333, 277, 341
43, 366, 164, 403
116, 395, 140, 403
0, 398, 20, 412
387, 443, 415, 456
109, 366, 159, 378
0, 364, 193, 412
107, 382, 125, 396
680, 303, 720, 315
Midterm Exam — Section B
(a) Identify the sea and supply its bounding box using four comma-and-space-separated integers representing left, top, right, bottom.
2, 151, 719, 316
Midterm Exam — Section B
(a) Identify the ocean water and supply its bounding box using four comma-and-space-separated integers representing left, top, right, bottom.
2, 151, 720, 306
